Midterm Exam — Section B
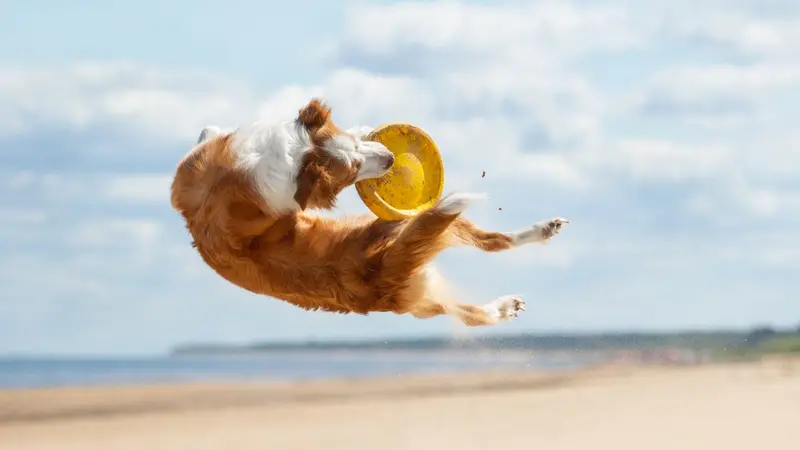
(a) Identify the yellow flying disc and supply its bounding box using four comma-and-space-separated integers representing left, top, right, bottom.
355, 122, 444, 221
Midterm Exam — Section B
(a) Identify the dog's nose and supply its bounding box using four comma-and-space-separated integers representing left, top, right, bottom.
384, 152, 395, 169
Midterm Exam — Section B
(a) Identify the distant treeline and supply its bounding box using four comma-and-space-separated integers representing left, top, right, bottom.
171, 325, 800, 356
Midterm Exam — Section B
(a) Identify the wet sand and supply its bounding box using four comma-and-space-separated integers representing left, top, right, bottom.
1, 361, 798, 450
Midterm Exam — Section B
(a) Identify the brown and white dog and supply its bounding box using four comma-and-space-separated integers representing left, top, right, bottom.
170, 99, 569, 327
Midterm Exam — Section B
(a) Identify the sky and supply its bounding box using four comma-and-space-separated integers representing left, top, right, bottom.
1, 0, 799, 356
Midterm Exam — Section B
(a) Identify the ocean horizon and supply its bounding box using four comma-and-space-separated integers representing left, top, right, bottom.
0, 350, 602, 389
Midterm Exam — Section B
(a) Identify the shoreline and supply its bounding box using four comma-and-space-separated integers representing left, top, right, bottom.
0, 363, 623, 425
0, 349, 604, 391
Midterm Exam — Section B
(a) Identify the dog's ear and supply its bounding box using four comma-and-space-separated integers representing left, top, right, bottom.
294, 152, 325, 210
296, 98, 331, 134
293, 167, 315, 211
293, 151, 340, 211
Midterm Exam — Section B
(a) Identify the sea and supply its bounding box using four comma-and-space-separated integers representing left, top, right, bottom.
0, 350, 602, 389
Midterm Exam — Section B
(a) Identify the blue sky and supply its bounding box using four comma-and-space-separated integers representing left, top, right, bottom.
1, 0, 799, 356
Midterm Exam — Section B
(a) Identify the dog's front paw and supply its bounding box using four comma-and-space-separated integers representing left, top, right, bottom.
484, 294, 526, 321
537, 217, 570, 241
510, 217, 570, 246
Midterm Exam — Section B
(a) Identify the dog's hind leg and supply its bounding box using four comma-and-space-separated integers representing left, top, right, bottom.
376, 192, 544, 326
402, 265, 525, 327
449, 216, 570, 252
415, 294, 526, 326
377, 192, 488, 284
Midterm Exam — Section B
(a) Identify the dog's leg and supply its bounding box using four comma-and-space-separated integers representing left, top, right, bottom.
411, 295, 526, 326
449, 216, 570, 251
378, 192, 488, 283
402, 266, 525, 326
377, 193, 529, 326
453, 295, 526, 326
508, 217, 570, 246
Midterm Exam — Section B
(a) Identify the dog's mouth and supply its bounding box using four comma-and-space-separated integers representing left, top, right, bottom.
355, 155, 395, 182
376, 163, 394, 179
383, 152, 396, 170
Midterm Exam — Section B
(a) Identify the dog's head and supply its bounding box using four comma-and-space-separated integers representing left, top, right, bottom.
293, 99, 395, 210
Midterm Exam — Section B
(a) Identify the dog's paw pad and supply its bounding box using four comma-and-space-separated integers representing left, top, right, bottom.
510, 217, 570, 246
538, 217, 570, 240
485, 295, 525, 321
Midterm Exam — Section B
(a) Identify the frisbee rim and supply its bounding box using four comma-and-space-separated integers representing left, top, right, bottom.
355, 122, 444, 221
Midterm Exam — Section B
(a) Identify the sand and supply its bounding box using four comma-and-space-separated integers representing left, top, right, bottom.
1, 360, 798, 450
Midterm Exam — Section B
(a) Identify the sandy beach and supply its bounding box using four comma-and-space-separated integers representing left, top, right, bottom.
1, 360, 798, 450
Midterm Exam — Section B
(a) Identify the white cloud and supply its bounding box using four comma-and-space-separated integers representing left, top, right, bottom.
0, 61, 257, 141
257, 69, 436, 127
631, 63, 800, 127
745, 133, 800, 180
600, 139, 732, 182
3, 170, 37, 190
685, 175, 800, 222
103, 173, 173, 203
337, 1, 640, 63
667, 11, 800, 59
657, 65, 800, 93
69, 218, 161, 249
2, 0, 800, 353
0, 0, 796, 219
0, 209, 48, 225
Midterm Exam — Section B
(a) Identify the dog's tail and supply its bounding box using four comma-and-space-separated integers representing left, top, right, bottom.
197, 125, 223, 144
377, 193, 486, 284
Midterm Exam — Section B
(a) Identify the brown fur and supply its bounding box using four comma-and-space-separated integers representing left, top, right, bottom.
170, 99, 519, 327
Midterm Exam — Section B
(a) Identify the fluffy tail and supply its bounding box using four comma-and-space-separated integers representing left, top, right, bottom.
377, 193, 486, 284
197, 125, 223, 144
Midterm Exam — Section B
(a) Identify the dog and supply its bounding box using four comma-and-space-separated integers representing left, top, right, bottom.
170, 98, 569, 327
